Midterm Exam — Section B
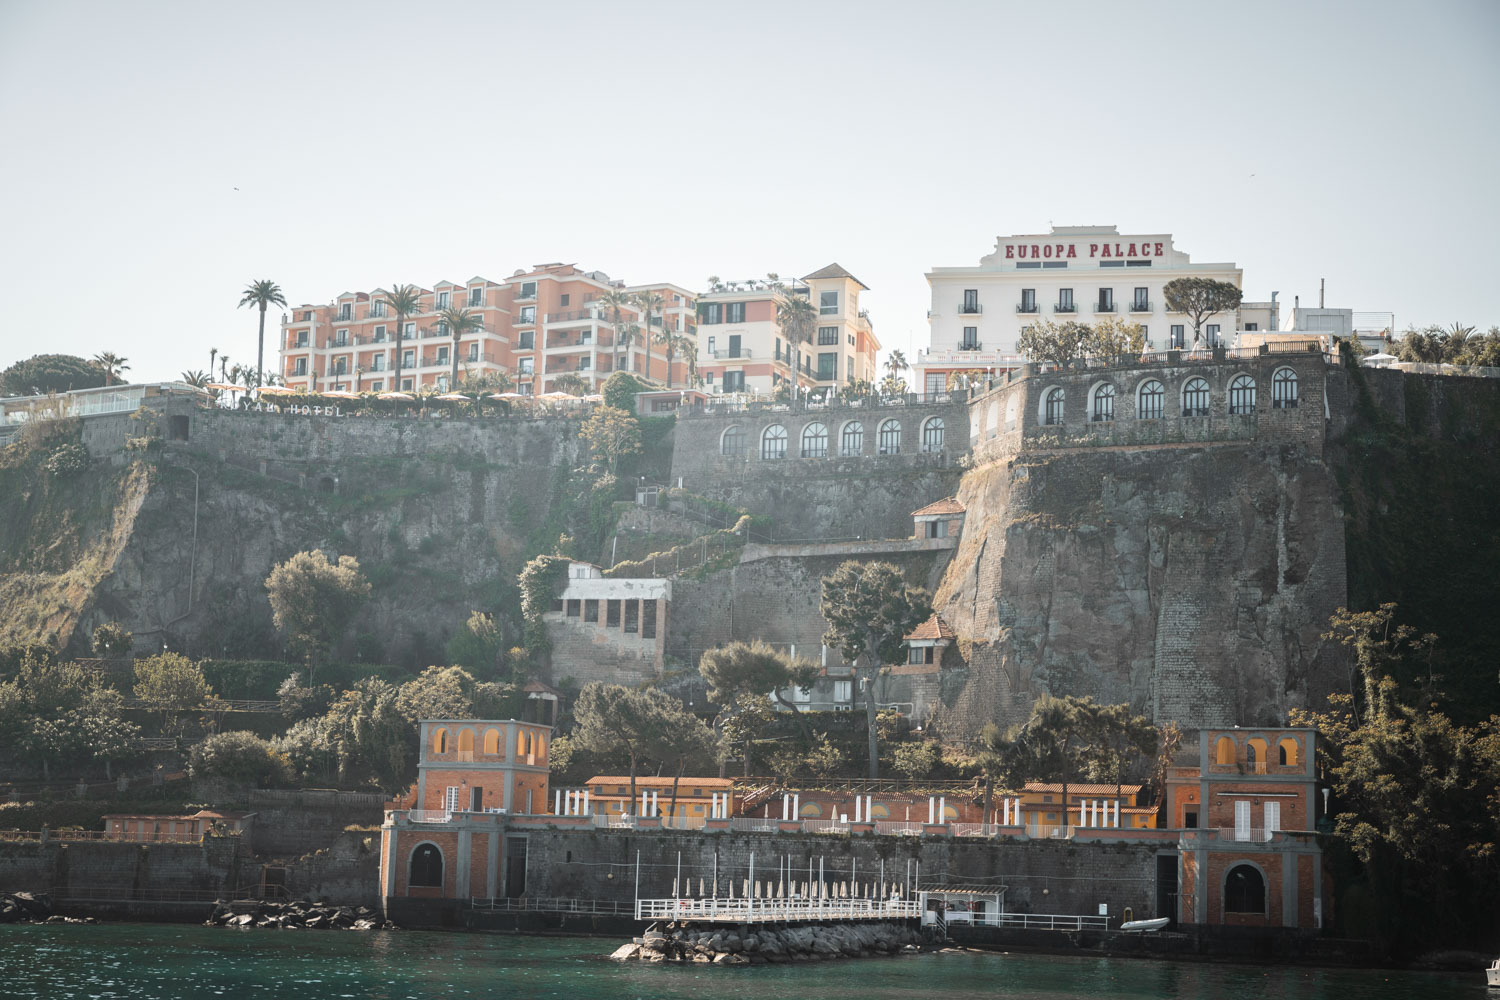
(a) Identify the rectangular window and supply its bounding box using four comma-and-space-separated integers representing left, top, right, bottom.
1016, 261, 1041, 269
468, 345, 478, 362
962, 289, 979, 313
1058, 288, 1074, 312
436, 347, 449, 363
335, 329, 349, 346
1020, 289, 1036, 312
726, 302, 746, 323
1042, 261, 1068, 269
605, 600, 620, 627
519, 281, 537, 299
370, 301, 386, 318
722, 371, 744, 392
402, 350, 415, 367
1133, 287, 1149, 310
819, 290, 838, 315
519, 331, 534, 350
519, 306, 535, 323
519, 358, 534, 374
1206, 323, 1221, 346
583, 600, 598, 622
1126, 259, 1152, 267
1097, 288, 1113, 312
960, 327, 978, 349
728, 334, 741, 358
1100, 260, 1125, 268
642, 599, 657, 638
401, 378, 413, 390
909, 646, 925, 665
404, 322, 415, 336
566, 599, 581, 617
577, 357, 591, 370
373, 325, 387, 341
437, 291, 450, 309
833, 680, 852, 703
1170, 324, 1185, 349
445, 786, 460, 811
337, 303, 351, 320
623, 601, 639, 633
369, 379, 383, 392
925, 373, 945, 395
295, 332, 308, 347
702, 303, 722, 324
818, 326, 838, 345
1264, 801, 1281, 834
817, 353, 837, 380
1245, 323, 1259, 331
560, 293, 570, 306
469, 287, 483, 306
293, 359, 307, 375
1234, 800, 1251, 841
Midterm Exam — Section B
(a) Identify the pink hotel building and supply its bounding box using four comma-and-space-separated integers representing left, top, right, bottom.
279, 263, 695, 394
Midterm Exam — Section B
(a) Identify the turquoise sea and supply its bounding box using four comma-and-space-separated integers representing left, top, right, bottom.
0, 923, 1484, 999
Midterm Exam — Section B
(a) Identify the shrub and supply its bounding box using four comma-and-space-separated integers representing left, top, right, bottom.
188, 731, 294, 787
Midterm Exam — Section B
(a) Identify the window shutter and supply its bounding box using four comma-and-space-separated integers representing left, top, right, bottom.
1264, 801, 1280, 834
1234, 800, 1250, 841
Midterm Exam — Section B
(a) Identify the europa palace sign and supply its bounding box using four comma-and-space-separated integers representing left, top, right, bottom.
1002, 240, 1166, 261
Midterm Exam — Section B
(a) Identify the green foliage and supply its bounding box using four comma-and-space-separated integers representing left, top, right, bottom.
0, 354, 107, 396
394, 665, 518, 724
601, 371, 651, 412
572, 683, 716, 810
1393, 323, 1500, 367
1017, 318, 1091, 364
43, 441, 90, 477
1161, 277, 1242, 342
91, 621, 133, 658
132, 652, 211, 714
276, 673, 334, 721
580, 405, 642, 472
517, 554, 569, 656
989, 695, 1158, 800
1084, 316, 1147, 357
445, 611, 502, 673
188, 730, 294, 787
699, 640, 818, 725
264, 550, 371, 667
892, 740, 940, 780
804, 734, 848, 777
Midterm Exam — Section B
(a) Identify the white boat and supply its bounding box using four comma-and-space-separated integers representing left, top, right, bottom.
1487, 958, 1500, 987
1119, 917, 1170, 933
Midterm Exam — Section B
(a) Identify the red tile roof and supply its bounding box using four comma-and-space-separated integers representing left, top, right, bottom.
1022, 782, 1144, 796
912, 497, 966, 516
585, 776, 735, 788
905, 613, 956, 641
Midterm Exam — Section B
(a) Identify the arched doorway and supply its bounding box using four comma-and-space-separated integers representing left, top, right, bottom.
409, 843, 444, 889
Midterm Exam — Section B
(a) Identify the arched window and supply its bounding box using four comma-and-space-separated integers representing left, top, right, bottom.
1043, 387, 1065, 426
1278, 737, 1299, 767
1245, 740, 1259, 766
483, 728, 501, 756
921, 417, 945, 452
1005, 396, 1017, 432
1228, 374, 1257, 415
1224, 864, 1265, 914
409, 843, 444, 888
526, 731, 535, 756
800, 422, 828, 458
1214, 736, 1235, 765
840, 421, 864, 456
877, 418, 902, 454
986, 401, 1000, 435
1182, 378, 1210, 417
1137, 380, 1164, 420
536, 735, 547, 763
431, 728, 448, 754
761, 424, 788, 460
457, 728, 474, 753
1091, 383, 1115, 422
720, 425, 746, 456
517, 731, 526, 756
1272, 368, 1299, 409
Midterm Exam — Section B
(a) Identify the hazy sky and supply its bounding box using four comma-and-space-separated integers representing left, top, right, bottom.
1, 0, 1496, 383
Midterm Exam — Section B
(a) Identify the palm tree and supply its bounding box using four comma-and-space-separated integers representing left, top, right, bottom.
438, 306, 484, 389
179, 369, 210, 388
92, 352, 130, 386
551, 372, 590, 395
659, 331, 694, 389
386, 284, 424, 394
237, 280, 287, 387
632, 291, 666, 382
595, 288, 635, 376
209, 347, 219, 380
616, 323, 641, 375
353, 365, 364, 393
776, 294, 817, 384
219, 354, 230, 383
884, 349, 909, 381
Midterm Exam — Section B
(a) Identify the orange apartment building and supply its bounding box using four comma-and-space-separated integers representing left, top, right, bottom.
695, 264, 880, 396
279, 264, 692, 395
379, 718, 552, 917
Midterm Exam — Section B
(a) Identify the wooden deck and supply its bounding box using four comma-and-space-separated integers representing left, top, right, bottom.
634, 897, 920, 923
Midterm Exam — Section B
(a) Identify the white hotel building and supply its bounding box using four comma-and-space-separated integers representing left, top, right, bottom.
916, 226, 1250, 394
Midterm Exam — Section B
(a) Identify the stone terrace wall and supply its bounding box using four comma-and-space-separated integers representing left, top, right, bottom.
669, 395, 971, 541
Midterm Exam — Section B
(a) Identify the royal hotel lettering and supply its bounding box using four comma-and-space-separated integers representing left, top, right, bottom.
1005, 242, 1166, 260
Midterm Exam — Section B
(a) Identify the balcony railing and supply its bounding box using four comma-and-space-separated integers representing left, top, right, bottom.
1054, 303, 1077, 313
1218, 827, 1274, 843
958, 303, 982, 314
1095, 302, 1115, 313
1016, 303, 1039, 314
1130, 300, 1152, 312
408, 810, 453, 824
706, 348, 752, 359
515, 314, 537, 325
545, 309, 610, 324
957, 341, 982, 351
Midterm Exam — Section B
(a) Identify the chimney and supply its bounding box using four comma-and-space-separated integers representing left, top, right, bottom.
1319, 278, 1325, 309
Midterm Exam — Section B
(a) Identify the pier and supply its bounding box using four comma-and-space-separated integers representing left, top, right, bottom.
634, 896, 919, 923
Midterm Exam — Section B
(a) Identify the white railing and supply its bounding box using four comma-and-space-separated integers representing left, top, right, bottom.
635, 896, 921, 923
874, 821, 926, 836
990, 912, 1110, 931
729, 817, 781, 833
801, 819, 850, 835
594, 814, 637, 829
951, 822, 1009, 837
660, 815, 708, 831
1219, 827, 1274, 843
407, 810, 453, 823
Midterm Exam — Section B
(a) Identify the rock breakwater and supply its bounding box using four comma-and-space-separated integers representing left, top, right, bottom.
610, 921, 922, 964
206, 900, 395, 931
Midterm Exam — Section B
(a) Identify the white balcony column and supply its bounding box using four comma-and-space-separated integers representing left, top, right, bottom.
781, 794, 789, 821
939, 796, 946, 826
793, 793, 799, 821
927, 797, 935, 825
582, 789, 589, 815
554, 789, 562, 815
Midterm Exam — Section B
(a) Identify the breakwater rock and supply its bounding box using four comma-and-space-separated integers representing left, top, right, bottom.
206, 900, 395, 931
1, 892, 60, 923
611, 921, 922, 964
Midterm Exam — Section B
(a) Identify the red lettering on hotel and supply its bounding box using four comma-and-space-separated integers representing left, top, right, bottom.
1067, 245, 1077, 258
1156, 242, 1164, 255
1005, 246, 1015, 259
1089, 244, 1099, 257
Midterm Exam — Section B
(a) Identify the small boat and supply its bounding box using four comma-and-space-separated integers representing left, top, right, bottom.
1119, 917, 1171, 933
1487, 957, 1500, 987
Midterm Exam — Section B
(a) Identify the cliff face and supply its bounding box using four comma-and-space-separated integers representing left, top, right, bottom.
935, 440, 1347, 734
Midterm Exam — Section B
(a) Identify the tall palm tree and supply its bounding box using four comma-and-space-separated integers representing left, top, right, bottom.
386, 284, 424, 394
209, 347, 219, 380
776, 294, 817, 384
219, 354, 230, 383
179, 369, 210, 388
238, 280, 287, 387
884, 349, 908, 381
92, 352, 129, 386
595, 288, 635, 376
438, 306, 484, 389
659, 331, 694, 389
616, 323, 641, 375
632, 291, 666, 382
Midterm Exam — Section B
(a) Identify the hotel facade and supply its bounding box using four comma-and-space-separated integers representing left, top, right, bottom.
278, 263, 693, 395
917, 226, 1248, 394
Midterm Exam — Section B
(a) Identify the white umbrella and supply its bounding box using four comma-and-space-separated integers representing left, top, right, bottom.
432, 392, 470, 401
377, 391, 415, 400
1363, 352, 1397, 363
489, 392, 528, 400
256, 385, 298, 396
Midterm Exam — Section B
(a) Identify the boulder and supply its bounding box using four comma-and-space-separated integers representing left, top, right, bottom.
609, 943, 641, 961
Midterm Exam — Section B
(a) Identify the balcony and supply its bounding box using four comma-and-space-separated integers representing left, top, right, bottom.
514, 314, 537, 326
1095, 302, 1115, 313
957, 341, 982, 352
1054, 303, 1077, 313
1016, 303, 1039, 314
958, 303, 982, 314
706, 348, 752, 359
513, 290, 537, 303
545, 308, 609, 324
1130, 300, 1152, 312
